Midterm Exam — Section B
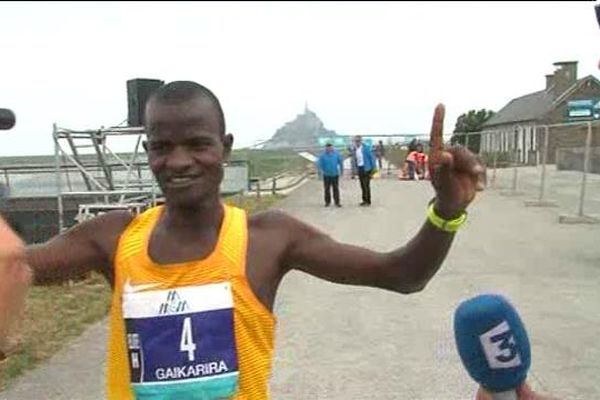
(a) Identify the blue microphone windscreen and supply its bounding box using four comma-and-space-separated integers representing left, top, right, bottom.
454, 294, 531, 392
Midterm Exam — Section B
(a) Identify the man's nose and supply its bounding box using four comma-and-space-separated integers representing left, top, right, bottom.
166, 146, 194, 171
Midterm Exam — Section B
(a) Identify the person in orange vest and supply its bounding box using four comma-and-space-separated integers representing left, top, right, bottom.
399, 141, 420, 181
414, 143, 430, 180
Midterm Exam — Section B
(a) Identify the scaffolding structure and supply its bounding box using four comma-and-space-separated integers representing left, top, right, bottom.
53, 124, 160, 232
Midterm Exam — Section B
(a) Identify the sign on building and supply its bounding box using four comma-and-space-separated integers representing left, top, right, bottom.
567, 99, 600, 121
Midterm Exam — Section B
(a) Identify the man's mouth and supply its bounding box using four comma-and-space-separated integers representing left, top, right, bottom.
164, 175, 201, 188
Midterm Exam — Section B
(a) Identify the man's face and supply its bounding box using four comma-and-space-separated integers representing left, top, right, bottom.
144, 96, 232, 208
325, 145, 333, 153
354, 136, 362, 147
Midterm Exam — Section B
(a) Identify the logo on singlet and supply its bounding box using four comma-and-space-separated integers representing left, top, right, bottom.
158, 290, 189, 315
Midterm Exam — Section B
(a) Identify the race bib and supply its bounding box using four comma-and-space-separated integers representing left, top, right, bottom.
122, 282, 239, 400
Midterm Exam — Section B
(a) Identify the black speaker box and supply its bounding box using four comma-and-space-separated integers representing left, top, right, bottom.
127, 78, 164, 127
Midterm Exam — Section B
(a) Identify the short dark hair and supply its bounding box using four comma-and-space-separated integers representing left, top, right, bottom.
147, 81, 225, 136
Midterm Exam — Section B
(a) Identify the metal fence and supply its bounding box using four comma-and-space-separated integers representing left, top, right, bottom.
455, 120, 600, 224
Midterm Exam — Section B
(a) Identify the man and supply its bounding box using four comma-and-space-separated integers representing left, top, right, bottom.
353, 135, 377, 206
375, 140, 386, 171
317, 143, 343, 207
476, 383, 558, 400
0, 81, 485, 399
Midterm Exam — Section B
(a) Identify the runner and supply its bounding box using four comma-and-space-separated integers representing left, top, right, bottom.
0, 81, 485, 399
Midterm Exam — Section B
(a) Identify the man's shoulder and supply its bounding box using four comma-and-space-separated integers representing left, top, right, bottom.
248, 209, 322, 248
91, 210, 136, 240
249, 208, 295, 229
249, 208, 316, 237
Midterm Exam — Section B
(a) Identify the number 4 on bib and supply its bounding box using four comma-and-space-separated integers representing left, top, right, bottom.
180, 317, 197, 362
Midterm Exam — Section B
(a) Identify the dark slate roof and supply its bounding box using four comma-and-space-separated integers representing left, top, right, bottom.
482, 89, 555, 127
483, 75, 600, 128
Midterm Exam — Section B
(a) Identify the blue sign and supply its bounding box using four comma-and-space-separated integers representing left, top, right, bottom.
318, 136, 350, 148
567, 99, 600, 121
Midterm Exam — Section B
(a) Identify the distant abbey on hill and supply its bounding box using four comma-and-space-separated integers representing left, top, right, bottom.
263, 104, 342, 150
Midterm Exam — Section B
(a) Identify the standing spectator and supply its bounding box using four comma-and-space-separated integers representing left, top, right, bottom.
375, 140, 386, 171
353, 135, 377, 206
317, 143, 343, 207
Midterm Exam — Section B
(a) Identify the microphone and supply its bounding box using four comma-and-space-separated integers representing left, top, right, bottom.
454, 294, 531, 400
0, 109, 16, 130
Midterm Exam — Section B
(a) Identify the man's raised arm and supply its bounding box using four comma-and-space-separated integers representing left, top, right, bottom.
280, 104, 486, 293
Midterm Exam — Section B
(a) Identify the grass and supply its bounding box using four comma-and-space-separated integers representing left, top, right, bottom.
0, 194, 284, 391
224, 193, 286, 213
1, 149, 311, 189
230, 149, 312, 179
0, 273, 111, 390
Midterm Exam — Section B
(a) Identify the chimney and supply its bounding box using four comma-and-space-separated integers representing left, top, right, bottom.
545, 74, 554, 91
552, 61, 578, 95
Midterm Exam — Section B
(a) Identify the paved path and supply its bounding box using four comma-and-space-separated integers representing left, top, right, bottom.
2, 176, 599, 399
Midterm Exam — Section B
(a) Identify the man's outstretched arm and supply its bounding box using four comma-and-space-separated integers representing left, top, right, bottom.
280, 104, 485, 293
279, 214, 455, 293
25, 211, 133, 285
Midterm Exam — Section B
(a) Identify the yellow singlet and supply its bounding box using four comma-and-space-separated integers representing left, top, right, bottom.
106, 204, 276, 399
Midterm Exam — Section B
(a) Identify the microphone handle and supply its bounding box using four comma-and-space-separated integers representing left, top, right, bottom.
489, 389, 518, 400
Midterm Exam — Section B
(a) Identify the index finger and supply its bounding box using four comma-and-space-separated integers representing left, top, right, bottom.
429, 103, 445, 160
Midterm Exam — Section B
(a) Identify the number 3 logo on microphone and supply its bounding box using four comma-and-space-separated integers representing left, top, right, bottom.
479, 320, 522, 369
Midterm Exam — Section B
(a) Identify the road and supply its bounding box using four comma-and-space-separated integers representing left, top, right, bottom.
2, 176, 599, 399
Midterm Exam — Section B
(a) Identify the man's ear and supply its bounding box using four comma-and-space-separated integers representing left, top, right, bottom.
223, 133, 234, 160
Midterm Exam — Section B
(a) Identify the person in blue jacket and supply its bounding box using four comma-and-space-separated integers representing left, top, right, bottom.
352, 135, 377, 206
317, 143, 344, 207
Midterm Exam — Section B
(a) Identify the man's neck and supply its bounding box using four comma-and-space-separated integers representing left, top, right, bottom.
162, 196, 224, 235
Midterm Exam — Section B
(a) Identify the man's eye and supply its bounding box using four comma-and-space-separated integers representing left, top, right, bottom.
150, 142, 169, 152
189, 140, 213, 149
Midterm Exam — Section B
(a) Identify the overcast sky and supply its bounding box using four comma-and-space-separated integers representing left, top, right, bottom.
1, 1, 599, 156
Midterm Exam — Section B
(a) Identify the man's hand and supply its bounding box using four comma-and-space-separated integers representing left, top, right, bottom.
0, 216, 31, 357
476, 383, 560, 400
428, 104, 486, 219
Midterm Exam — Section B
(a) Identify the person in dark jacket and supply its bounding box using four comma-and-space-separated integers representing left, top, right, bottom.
352, 136, 377, 206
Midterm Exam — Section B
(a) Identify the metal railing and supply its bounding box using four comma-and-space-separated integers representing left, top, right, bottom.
454, 120, 600, 224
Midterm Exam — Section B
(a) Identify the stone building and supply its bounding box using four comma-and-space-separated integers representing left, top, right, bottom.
480, 61, 600, 165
